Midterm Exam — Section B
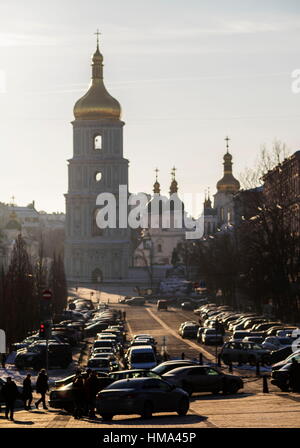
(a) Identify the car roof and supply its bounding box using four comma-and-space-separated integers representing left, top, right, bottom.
128, 345, 155, 351
163, 365, 212, 373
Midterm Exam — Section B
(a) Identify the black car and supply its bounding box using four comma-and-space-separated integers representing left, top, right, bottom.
96, 377, 189, 421
162, 365, 244, 396
269, 346, 293, 365
271, 365, 291, 392
152, 360, 199, 376
50, 369, 161, 412
49, 374, 112, 412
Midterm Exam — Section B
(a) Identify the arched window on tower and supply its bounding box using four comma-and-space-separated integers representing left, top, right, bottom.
157, 243, 162, 253
220, 207, 224, 222
94, 135, 102, 150
227, 208, 232, 223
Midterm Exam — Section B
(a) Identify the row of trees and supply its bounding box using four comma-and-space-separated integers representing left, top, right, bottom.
0, 234, 67, 349
177, 142, 300, 322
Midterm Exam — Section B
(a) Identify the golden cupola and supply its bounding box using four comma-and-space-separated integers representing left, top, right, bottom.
73, 38, 121, 121
216, 137, 240, 193
169, 166, 178, 195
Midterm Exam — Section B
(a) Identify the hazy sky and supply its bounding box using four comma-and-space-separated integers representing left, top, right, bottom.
0, 0, 300, 213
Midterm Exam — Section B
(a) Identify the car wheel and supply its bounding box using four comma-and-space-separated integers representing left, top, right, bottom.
141, 401, 153, 419
101, 413, 114, 421
177, 397, 189, 416
227, 382, 240, 394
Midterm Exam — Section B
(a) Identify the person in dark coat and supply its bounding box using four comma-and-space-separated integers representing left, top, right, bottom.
72, 372, 85, 419
23, 374, 33, 410
2, 377, 19, 421
289, 358, 300, 392
1, 353, 7, 369
84, 370, 99, 418
35, 369, 49, 409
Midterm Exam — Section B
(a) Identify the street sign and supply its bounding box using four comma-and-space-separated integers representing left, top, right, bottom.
0, 329, 6, 353
42, 289, 52, 300
40, 290, 53, 320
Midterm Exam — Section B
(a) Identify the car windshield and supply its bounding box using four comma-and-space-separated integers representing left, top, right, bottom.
131, 353, 155, 363
88, 358, 109, 367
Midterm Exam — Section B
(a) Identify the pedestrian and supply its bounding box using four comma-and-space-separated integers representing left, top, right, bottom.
1, 353, 7, 369
72, 372, 85, 419
35, 369, 49, 410
289, 358, 300, 392
122, 311, 126, 320
2, 377, 19, 421
23, 374, 33, 410
84, 370, 99, 418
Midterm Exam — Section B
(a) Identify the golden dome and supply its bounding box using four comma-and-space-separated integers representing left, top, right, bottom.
73, 43, 121, 120
217, 152, 240, 193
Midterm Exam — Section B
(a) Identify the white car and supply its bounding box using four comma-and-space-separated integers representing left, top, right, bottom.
262, 336, 293, 351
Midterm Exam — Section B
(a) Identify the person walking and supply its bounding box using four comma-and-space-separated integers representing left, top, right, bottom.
1, 353, 7, 369
35, 369, 49, 410
84, 370, 99, 419
72, 372, 85, 419
289, 358, 300, 392
2, 377, 19, 421
23, 374, 33, 410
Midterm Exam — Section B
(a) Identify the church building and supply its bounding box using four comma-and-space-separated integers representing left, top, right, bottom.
64, 36, 131, 283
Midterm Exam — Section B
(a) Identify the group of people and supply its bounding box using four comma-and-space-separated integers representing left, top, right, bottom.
0, 369, 49, 421
72, 369, 99, 419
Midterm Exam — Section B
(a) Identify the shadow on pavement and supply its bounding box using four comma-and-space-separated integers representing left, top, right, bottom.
190, 392, 253, 402
11, 420, 35, 425
97, 414, 205, 426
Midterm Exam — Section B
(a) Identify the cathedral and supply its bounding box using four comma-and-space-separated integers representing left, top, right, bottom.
203, 137, 240, 235
64, 38, 240, 284
64, 37, 131, 283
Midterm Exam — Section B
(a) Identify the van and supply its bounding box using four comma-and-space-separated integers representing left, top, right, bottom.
126, 345, 157, 370
157, 300, 168, 311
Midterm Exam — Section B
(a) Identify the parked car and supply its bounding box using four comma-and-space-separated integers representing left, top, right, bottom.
201, 328, 224, 345
157, 300, 168, 311
49, 373, 112, 412
180, 324, 200, 339
271, 364, 292, 392
180, 301, 196, 311
220, 341, 271, 366
269, 346, 294, 365
87, 357, 116, 373
95, 377, 190, 420
126, 346, 157, 370
162, 365, 243, 396
230, 331, 251, 342
15, 342, 72, 370
152, 360, 199, 376
262, 337, 293, 351
252, 322, 281, 332
126, 297, 145, 306
242, 336, 264, 344
272, 350, 300, 371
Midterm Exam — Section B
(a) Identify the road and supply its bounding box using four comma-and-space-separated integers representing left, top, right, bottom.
1, 286, 300, 428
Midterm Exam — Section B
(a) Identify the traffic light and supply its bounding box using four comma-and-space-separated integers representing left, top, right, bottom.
39, 323, 45, 338
39, 322, 52, 339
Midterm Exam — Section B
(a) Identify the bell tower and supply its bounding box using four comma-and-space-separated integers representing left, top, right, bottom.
64, 33, 131, 283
